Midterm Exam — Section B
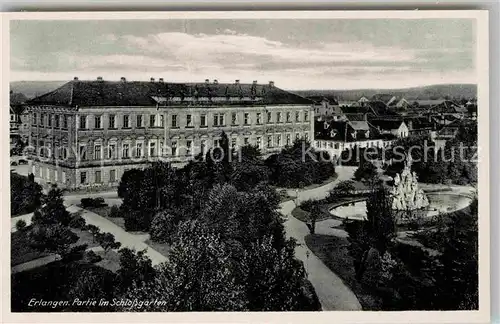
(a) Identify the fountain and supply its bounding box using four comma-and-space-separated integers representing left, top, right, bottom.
390, 157, 429, 211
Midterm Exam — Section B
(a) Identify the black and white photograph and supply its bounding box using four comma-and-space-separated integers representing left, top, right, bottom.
2, 10, 490, 323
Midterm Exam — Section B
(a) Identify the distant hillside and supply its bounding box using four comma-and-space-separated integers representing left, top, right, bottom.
293, 84, 477, 101
10, 81, 67, 99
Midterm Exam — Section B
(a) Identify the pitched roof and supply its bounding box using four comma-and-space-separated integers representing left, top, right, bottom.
369, 119, 405, 130
315, 119, 372, 142
307, 95, 339, 105
371, 93, 396, 104
344, 113, 366, 121
27, 79, 313, 107
367, 101, 401, 116
349, 121, 370, 131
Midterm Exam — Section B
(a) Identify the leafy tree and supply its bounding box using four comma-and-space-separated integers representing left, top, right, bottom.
354, 161, 378, 182
69, 214, 86, 229
328, 180, 356, 200
28, 224, 78, 256
307, 205, 320, 234
32, 187, 71, 227
67, 265, 117, 311
231, 145, 269, 191
122, 221, 247, 311
15, 219, 27, 231
10, 172, 43, 216
150, 211, 179, 244
116, 248, 156, 293
365, 186, 396, 253
95, 232, 121, 252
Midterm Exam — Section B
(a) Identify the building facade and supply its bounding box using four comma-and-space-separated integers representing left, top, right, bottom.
25, 78, 314, 190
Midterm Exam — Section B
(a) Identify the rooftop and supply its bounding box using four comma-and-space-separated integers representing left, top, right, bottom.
27, 78, 314, 107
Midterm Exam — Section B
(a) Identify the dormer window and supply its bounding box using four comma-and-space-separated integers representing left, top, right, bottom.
351, 131, 357, 139
323, 122, 329, 130
365, 130, 370, 138
330, 130, 338, 138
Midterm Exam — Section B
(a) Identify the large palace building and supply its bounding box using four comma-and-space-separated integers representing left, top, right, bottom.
25, 77, 314, 190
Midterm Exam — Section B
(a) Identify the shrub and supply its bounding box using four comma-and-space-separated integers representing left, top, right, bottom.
15, 219, 27, 231
299, 199, 317, 212
150, 211, 178, 243
69, 214, 86, 229
80, 197, 107, 208
123, 208, 154, 232
84, 250, 103, 263
328, 180, 356, 200
108, 205, 121, 218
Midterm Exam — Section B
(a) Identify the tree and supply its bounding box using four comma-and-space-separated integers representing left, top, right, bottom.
365, 186, 396, 253
121, 221, 247, 311
67, 265, 117, 311
10, 172, 43, 216
95, 232, 121, 252
436, 199, 478, 310
15, 219, 27, 231
116, 248, 156, 293
307, 205, 320, 234
231, 145, 269, 191
150, 211, 179, 244
32, 187, 71, 227
86, 224, 100, 241
28, 223, 78, 256
354, 161, 378, 182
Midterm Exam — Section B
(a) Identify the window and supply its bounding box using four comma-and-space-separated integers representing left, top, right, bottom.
171, 141, 177, 156
267, 111, 272, 123
32, 113, 37, 125
150, 142, 156, 156
122, 143, 130, 158
295, 111, 300, 122
244, 137, 249, 145
55, 115, 60, 128
136, 143, 143, 157
213, 113, 224, 127
286, 134, 291, 146
159, 141, 164, 156
256, 113, 262, 124
276, 134, 282, 146
109, 114, 116, 129
267, 135, 272, 148
276, 112, 282, 123
123, 115, 130, 128
304, 111, 309, 122
39, 113, 44, 126
94, 144, 102, 160
79, 116, 87, 129
79, 145, 87, 160
63, 115, 68, 129
80, 172, 87, 184
334, 143, 339, 149
108, 144, 116, 159
186, 140, 192, 156
244, 113, 250, 125
200, 114, 207, 127
110, 170, 116, 183
231, 138, 237, 149
219, 114, 224, 126
286, 112, 291, 123
95, 116, 102, 129
231, 113, 238, 125
136, 115, 143, 128
213, 139, 220, 147
296, 133, 301, 140
150, 115, 156, 128
186, 114, 192, 127
171, 115, 178, 128
95, 170, 102, 183
160, 115, 164, 127
47, 114, 52, 127
256, 137, 262, 148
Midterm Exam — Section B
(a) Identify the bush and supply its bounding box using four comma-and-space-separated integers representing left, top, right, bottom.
328, 180, 356, 200
15, 219, 27, 231
299, 199, 317, 212
123, 208, 154, 232
80, 197, 107, 208
69, 214, 86, 229
108, 205, 121, 218
150, 211, 178, 243
84, 250, 102, 263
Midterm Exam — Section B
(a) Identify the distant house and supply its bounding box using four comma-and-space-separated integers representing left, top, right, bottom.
404, 116, 436, 136
369, 119, 409, 138
371, 93, 397, 105
10, 91, 29, 148
313, 118, 390, 158
309, 96, 342, 118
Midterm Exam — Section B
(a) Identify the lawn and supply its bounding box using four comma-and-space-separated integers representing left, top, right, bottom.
305, 234, 382, 310
95, 249, 122, 273
292, 196, 367, 223
145, 239, 171, 258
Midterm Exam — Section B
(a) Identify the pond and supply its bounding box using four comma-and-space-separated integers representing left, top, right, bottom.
329, 193, 472, 221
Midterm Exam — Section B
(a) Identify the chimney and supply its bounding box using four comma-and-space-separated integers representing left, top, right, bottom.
235, 79, 240, 85
97, 76, 103, 81
150, 77, 155, 82
120, 77, 126, 82
159, 78, 164, 83
269, 81, 275, 87
205, 79, 210, 85
213, 79, 218, 85
73, 77, 79, 81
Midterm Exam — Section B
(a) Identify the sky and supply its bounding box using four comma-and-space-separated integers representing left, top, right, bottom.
10, 19, 476, 90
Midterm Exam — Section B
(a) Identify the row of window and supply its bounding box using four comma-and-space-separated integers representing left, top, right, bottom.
34, 132, 310, 160
32, 110, 310, 130
315, 140, 383, 150
79, 169, 116, 185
